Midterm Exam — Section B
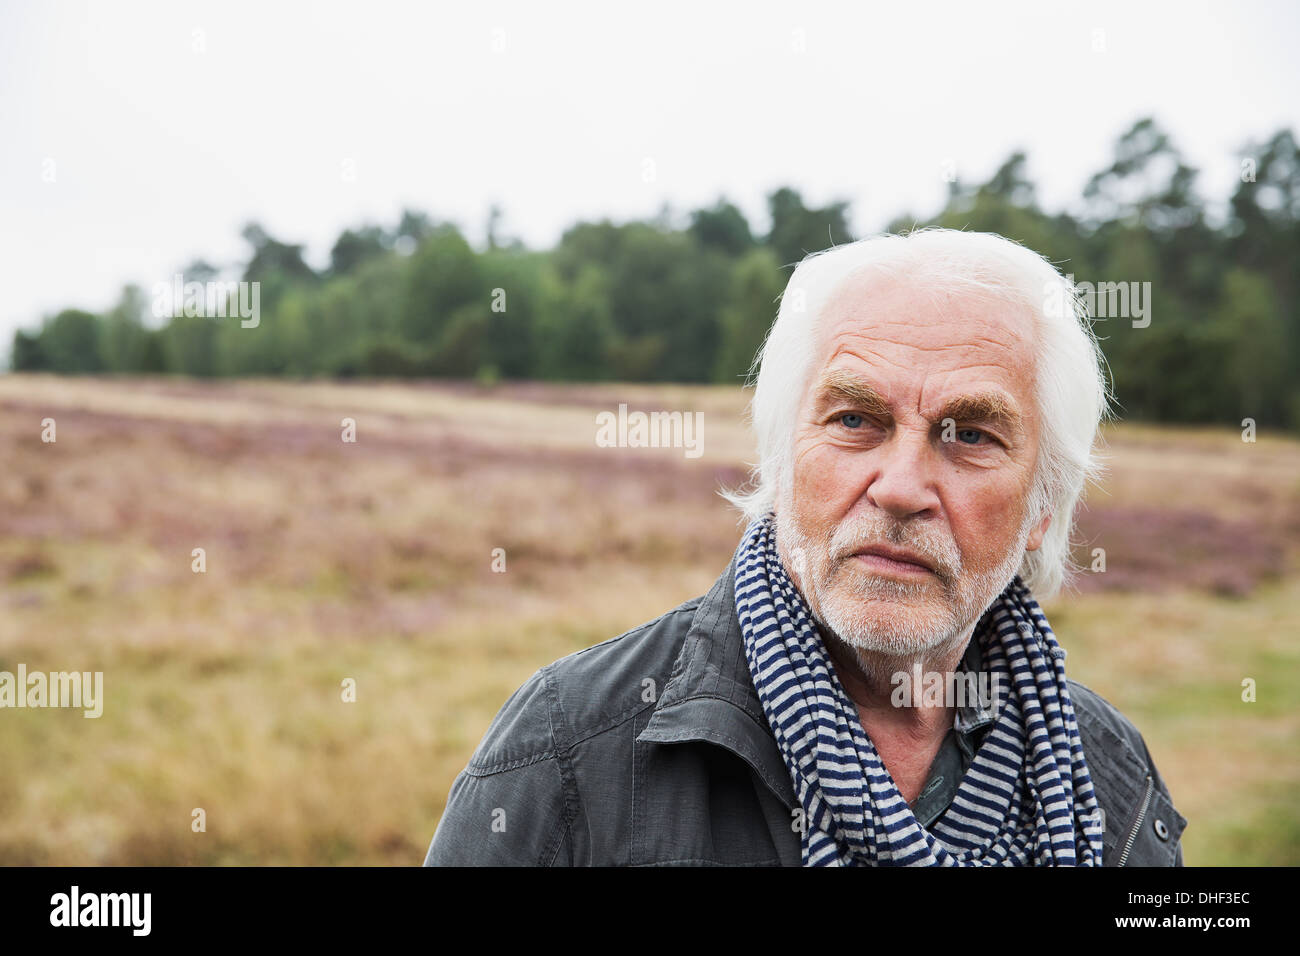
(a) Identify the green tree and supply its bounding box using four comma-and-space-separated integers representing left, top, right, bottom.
163, 313, 220, 377
400, 225, 486, 348
536, 263, 615, 380
39, 309, 105, 373
765, 187, 853, 267
11, 329, 48, 371
476, 249, 546, 379
689, 198, 755, 256
1210, 268, 1290, 426
329, 226, 392, 276
100, 284, 152, 372
713, 247, 785, 383
240, 222, 318, 286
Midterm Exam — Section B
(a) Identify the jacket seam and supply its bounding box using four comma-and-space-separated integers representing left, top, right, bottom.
650, 691, 769, 730
543, 813, 571, 867
568, 699, 660, 749
466, 749, 559, 776
540, 662, 583, 866
537, 794, 570, 867
658, 581, 730, 705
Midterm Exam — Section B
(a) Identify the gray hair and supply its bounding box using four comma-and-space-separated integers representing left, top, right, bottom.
721, 228, 1114, 602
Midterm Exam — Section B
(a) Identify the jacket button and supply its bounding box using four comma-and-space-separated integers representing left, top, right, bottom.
1153, 818, 1170, 841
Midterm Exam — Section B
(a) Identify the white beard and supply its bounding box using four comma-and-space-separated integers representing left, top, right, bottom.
775, 501, 1035, 687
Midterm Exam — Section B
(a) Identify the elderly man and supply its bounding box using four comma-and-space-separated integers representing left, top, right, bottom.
423, 229, 1187, 866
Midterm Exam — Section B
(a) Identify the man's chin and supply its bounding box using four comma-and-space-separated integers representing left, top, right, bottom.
830, 563, 941, 602
816, 598, 960, 658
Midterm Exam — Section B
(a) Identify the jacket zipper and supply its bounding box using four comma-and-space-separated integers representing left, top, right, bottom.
1116, 773, 1154, 867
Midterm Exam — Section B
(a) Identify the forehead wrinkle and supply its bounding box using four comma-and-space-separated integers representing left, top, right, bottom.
819, 273, 1037, 359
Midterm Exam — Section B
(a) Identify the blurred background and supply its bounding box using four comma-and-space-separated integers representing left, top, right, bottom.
1, 0, 1297, 864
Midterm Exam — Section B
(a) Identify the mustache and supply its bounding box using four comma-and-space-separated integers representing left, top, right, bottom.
826, 517, 962, 578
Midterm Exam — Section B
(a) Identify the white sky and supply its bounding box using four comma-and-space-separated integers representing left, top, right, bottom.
2, 0, 1298, 360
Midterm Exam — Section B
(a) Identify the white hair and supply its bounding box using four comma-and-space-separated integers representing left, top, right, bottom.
721, 228, 1114, 603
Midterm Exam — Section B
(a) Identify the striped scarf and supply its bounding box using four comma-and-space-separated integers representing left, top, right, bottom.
734, 514, 1105, 866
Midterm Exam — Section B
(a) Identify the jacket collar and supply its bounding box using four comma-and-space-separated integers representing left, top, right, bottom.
636, 546, 797, 809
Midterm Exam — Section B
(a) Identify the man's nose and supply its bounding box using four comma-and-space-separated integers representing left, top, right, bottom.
864, 429, 941, 520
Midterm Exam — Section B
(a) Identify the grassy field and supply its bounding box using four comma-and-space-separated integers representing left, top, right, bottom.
1, 373, 1297, 865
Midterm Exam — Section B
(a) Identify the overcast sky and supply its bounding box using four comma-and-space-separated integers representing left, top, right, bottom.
2, 0, 1298, 359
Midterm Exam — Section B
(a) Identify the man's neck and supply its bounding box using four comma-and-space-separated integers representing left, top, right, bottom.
820, 623, 975, 804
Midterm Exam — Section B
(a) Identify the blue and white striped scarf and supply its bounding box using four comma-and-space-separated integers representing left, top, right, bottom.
734, 514, 1105, 866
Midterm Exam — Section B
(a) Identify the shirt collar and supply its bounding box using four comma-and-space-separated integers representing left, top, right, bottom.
953, 621, 999, 735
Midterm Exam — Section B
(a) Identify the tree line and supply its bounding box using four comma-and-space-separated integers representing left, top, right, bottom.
13, 117, 1300, 430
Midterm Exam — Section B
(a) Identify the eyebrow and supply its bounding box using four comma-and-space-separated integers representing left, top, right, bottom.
812, 367, 1025, 439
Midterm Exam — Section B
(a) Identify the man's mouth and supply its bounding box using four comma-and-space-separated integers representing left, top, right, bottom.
847, 544, 936, 576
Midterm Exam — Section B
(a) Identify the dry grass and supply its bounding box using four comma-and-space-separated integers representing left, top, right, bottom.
0, 373, 1296, 865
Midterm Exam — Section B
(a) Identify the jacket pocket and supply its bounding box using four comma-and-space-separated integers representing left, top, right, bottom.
1117, 778, 1186, 867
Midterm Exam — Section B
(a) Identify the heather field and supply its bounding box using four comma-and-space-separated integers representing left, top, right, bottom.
0, 373, 1297, 865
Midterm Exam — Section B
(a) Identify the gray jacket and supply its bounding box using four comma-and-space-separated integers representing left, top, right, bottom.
424, 554, 1187, 866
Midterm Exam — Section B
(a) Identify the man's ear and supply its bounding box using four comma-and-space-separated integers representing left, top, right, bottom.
1025, 512, 1052, 552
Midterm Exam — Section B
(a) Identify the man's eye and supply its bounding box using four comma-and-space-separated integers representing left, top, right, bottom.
955, 427, 986, 445
839, 413, 864, 429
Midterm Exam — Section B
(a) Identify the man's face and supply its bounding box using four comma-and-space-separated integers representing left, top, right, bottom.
776, 272, 1051, 661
